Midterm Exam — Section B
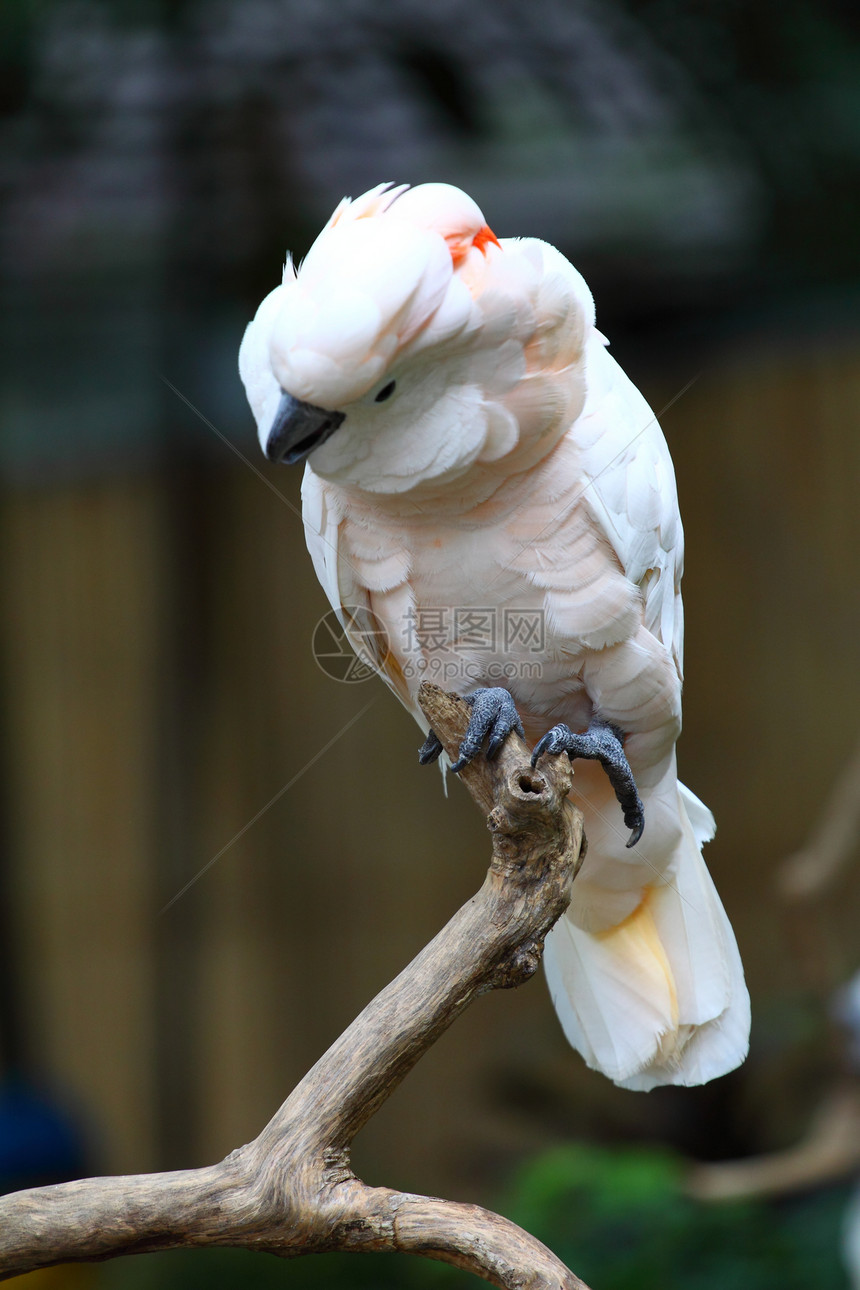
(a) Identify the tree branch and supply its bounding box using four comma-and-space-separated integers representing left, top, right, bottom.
685, 1083, 860, 1202
0, 682, 588, 1289
778, 730, 860, 899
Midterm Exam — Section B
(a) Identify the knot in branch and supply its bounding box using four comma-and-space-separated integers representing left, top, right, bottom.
488, 940, 545, 989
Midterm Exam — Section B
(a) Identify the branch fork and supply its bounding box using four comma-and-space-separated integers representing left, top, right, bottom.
0, 682, 588, 1289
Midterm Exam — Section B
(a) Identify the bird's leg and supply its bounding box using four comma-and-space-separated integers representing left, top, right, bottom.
531, 721, 645, 848
418, 687, 525, 773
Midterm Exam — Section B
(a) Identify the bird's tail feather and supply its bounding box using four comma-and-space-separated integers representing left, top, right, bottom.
544, 781, 749, 1090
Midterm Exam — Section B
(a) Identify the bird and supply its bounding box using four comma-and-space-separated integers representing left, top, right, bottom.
239, 181, 750, 1091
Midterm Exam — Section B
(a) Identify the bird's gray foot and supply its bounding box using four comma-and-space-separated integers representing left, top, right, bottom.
417, 729, 444, 765
531, 720, 645, 848
418, 687, 525, 773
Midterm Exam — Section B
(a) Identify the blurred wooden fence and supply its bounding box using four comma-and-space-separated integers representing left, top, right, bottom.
1, 337, 859, 1195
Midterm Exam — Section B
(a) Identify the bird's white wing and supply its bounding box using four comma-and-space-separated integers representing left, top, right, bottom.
301, 465, 420, 716
301, 464, 345, 622
575, 338, 685, 677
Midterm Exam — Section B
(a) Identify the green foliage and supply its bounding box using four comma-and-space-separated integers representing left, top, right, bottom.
100, 1144, 852, 1288
504, 1143, 851, 1290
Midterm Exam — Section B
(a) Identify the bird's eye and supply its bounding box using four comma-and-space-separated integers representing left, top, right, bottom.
375, 380, 396, 403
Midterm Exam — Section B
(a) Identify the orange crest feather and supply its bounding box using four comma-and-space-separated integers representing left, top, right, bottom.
449, 224, 501, 267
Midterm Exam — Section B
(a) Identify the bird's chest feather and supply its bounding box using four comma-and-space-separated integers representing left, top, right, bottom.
338, 474, 638, 726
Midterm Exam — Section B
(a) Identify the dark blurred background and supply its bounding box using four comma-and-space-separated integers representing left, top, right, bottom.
1, 1, 860, 1286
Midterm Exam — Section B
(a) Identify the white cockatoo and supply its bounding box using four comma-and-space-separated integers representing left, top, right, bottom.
239, 181, 750, 1091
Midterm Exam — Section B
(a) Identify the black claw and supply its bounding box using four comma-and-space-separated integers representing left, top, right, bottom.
486, 717, 512, 760
449, 687, 524, 773
418, 730, 444, 765
531, 719, 645, 846
626, 818, 645, 849
530, 724, 569, 765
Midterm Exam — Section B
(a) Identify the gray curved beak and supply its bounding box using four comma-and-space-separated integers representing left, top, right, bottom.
265, 392, 345, 465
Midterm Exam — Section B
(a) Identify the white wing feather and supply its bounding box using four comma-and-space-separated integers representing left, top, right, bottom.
576, 338, 685, 676
302, 467, 424, 721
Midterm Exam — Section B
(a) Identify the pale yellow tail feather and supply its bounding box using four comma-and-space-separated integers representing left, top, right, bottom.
544, 783, 749, 1090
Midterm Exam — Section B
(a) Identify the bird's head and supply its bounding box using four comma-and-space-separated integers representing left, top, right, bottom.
239, 183, 532, 494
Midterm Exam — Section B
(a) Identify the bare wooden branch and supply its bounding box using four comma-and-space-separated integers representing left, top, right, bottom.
685, 1083, 860, 1202
778, 731, 860, 899
0, 682, 589, 1289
